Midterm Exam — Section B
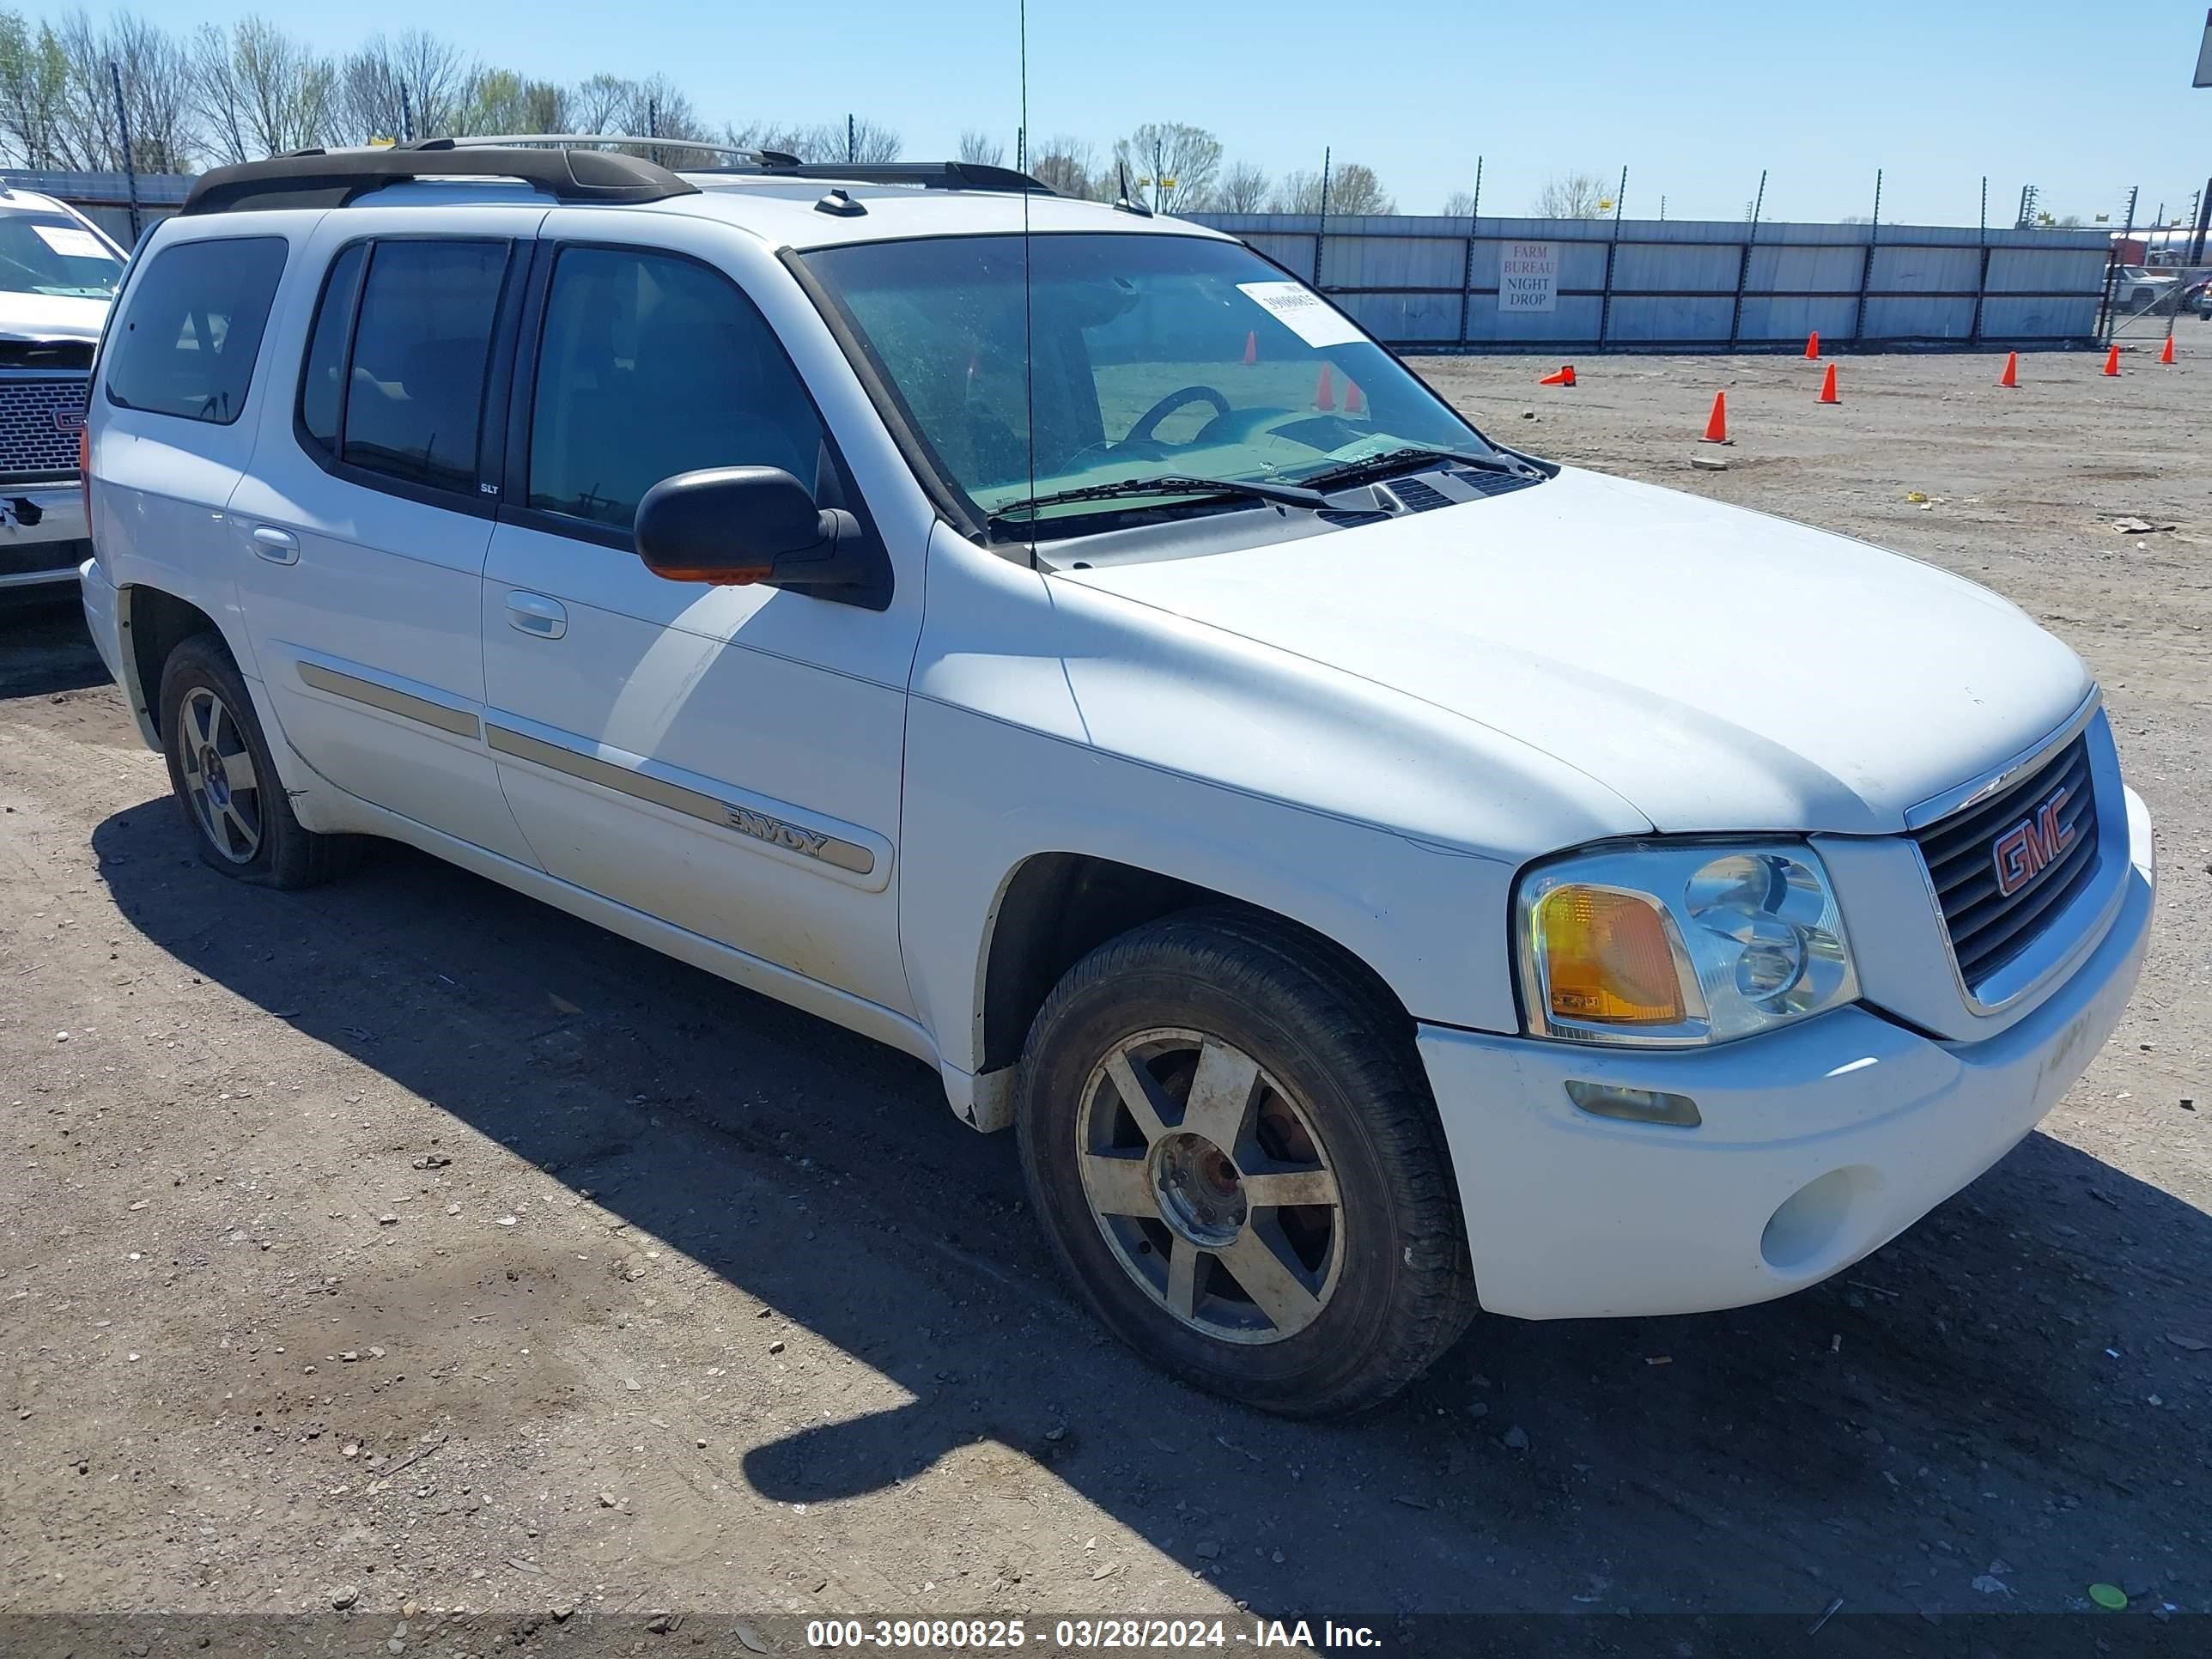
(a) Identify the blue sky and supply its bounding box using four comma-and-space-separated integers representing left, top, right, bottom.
124, 0, 2212, 227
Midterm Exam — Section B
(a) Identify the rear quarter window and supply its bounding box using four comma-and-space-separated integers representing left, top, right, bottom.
103, 236, 289, 426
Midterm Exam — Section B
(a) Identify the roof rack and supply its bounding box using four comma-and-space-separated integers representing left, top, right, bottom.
180, 141, 701, 216
438, 134, 804, 168
726, 161, 1053, 194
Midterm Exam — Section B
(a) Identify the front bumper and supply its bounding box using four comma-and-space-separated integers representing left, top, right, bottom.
0, 483, 88, 589
1421, 786, 2154, 1321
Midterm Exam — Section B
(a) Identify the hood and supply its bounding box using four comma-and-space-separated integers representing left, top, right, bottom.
0, 291, 110, 343
1055, 467, 2091, 836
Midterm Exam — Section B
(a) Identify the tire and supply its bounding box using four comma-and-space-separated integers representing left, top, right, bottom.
1015, 908, 1478, 1416
158, 631, 357, 889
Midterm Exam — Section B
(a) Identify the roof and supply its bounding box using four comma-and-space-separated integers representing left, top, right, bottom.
170, 142, 1225, 252
670, 175, 1230, 250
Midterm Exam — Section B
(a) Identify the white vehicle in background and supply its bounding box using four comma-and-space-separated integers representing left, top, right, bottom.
2113, 264, 2180, 313
79, 141, 2155, 1416
0, 183, 125, 596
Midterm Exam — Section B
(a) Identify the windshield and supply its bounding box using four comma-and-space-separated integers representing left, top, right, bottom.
0, 210, 121, 298
800, 232, 1497, 534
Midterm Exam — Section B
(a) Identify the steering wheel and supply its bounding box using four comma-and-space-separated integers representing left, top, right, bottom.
1125, 385, 1233, 446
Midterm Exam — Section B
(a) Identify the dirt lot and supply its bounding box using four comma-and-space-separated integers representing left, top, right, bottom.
3, 347, 2208, 1645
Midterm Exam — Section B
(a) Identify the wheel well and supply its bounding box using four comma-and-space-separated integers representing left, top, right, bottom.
978, 853, 1410, 1073
125, 587, 220, 741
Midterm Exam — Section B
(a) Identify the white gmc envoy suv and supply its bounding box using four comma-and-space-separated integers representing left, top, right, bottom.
78, 141, 2154, 1415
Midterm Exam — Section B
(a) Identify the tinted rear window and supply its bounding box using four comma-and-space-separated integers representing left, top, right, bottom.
341, 240, 508, 495
104, 237, 288, 425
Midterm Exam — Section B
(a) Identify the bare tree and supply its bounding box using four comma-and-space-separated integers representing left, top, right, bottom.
108, 9, 198, 170
1443, 187, 1478, 218
1534, 170, 1608, 219
47, 9, 198, 171
1270, 168, 1322, 214
843, 116, 901, 163
1030, 133, 1096, 199
341, 31, 469, 143
0, 11, 71, 167
1325, 161, 1393, 216
569, 71, 632, 135
957, 127, 1003, 167
459, 67, 568, 137
1207, 160, 1269, 213
1112, 121, 1221, 214
1268, 161, 1392, 216
190, 16, 337, 162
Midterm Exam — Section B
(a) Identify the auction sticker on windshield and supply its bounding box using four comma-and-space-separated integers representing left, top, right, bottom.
32, 224, 107, 259
1237, 281, 1364, 347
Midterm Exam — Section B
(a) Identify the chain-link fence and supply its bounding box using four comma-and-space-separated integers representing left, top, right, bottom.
2101, 259, 2212, 342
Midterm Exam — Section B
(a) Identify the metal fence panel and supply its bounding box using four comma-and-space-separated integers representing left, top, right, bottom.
1868, 245, 1981, 295
1863, 296, 1978, 339
1320, 234, 1468, 289
1736, 295, 1864, 343
1192, 210, 2113, 352
1611, 241, 1739, 292
1336, 291, 1465, 342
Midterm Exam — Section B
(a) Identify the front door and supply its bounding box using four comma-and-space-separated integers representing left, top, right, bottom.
480, 222, 921, 1016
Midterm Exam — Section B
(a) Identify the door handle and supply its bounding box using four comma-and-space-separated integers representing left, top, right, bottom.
250, 525, 299, 565
505, 592, 568, 640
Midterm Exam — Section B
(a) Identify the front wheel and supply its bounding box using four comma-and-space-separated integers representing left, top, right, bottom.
1015, 909, 1478, 1416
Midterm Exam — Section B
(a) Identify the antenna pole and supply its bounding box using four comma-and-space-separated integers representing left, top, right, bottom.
107, 59, 140, 241
1018, 0, 1036, 562
848, 113, 856, 164
399, 82, 413, 143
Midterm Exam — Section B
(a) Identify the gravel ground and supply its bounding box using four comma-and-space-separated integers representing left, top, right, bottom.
2, 345, 2207, 1643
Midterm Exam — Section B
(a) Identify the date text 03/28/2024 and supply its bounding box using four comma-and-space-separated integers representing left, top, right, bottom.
803, 1618, 1383, 1650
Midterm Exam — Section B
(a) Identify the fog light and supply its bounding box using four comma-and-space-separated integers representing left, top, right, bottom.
1564, 1079, 1702, 1127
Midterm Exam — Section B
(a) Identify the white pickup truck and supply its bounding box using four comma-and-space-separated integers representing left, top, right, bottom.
79, 141, 2154, 1415
0, 184, 125, 596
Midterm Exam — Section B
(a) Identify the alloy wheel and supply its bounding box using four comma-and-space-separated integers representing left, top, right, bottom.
1075, 1027, 1343, 1344
176, 686, 262, 865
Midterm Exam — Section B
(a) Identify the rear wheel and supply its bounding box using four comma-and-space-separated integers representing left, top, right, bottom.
1015, 908, 1478, 1416
158, 633, 357, 889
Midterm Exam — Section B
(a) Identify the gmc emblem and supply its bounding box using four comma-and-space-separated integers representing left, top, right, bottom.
52, 406, 84, 434
1990, 787, 2075, 898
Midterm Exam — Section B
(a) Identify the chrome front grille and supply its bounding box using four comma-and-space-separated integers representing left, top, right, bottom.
1912, 733, 2099, 993
0, 374, 88, 475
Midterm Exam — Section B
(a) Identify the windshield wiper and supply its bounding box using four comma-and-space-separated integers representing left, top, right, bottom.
1297, 446, 1525, 493
986, 474, 1326, 532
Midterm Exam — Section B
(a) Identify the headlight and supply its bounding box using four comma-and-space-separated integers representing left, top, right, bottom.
1516, 842, 1858, 1047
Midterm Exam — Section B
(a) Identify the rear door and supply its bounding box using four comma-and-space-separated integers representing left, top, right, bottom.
89, 222, 295, 626
227, 208, 543, 864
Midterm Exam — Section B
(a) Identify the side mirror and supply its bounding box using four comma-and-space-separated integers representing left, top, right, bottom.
634, 465, 868, 590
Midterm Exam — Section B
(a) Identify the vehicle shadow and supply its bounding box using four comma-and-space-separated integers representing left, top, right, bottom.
0, 592, 106, 699
90, 798, 2211, 1619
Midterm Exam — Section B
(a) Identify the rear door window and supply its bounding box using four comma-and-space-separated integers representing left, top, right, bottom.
340, 240, 510, 495
103, 236, 288, 425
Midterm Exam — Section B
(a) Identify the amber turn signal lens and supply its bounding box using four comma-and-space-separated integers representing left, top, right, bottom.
1536, 885, 1686, 1024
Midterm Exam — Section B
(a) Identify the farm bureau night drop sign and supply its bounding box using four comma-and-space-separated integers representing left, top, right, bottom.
1500, 241, 1559, 313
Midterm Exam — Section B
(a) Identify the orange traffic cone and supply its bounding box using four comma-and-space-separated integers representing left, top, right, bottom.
1537, 364, 1576, 386
1804, 331, 1820, 360
1344, 379, 1365, 416
1998, 351, 2018, 388
2102, 346, 2121, 377
1314, 363, 1335, 410
1817, 362, 1839, 404
1700, 391, 1729, 443
1243, 330, 1258, 367
2160, 334, 2176, 365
